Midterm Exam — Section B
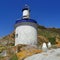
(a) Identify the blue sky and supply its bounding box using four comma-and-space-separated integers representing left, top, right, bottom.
0, 0, 60, 37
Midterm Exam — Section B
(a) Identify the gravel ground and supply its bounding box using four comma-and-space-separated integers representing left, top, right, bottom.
24, 48, 60, 60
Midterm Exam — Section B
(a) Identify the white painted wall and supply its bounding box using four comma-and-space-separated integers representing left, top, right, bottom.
15, 25, 37, 46
42, 43, 48, 52
23, 10, 29, 19
48, 42, 51, 48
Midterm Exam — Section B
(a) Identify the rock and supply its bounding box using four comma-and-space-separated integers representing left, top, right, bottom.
16, 45, 42, 60
24, 48, 60, 60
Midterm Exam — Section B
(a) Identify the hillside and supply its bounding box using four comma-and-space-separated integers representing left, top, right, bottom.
0, 25, 60, 60
0, 25, 60, 46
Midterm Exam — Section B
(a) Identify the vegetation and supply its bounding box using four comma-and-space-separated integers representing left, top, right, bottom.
0, 25, 60, 59
16, 45, 42, 60
0, 45, 6, 53
48, 37, 56, 45
0, 25, 60, 46
10, 54, 18, 60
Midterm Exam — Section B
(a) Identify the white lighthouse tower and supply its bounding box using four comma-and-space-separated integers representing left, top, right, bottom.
15, 5, 38, 46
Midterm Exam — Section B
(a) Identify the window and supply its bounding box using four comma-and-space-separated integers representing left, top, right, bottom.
15, 34, 18, 38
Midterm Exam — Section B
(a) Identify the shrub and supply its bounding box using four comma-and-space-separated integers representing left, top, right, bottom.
48, 37, 56, 45
10, 54, 18, 60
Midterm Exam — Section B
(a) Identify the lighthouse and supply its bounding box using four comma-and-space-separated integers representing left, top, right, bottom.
15, 5, 38, 46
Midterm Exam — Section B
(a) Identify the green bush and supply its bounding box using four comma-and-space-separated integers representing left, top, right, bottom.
48, 37, 56, 45
10, 54, 18, 60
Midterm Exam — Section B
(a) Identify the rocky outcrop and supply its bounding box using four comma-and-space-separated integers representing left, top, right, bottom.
16, 45, 42, 60
24, 48, 60, 60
